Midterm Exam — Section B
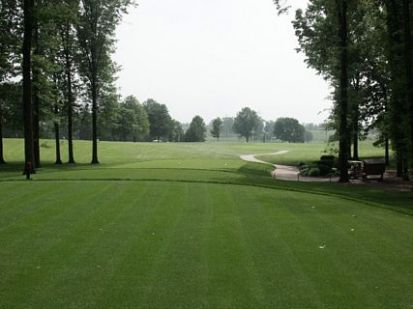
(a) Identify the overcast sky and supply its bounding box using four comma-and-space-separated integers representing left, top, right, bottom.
113, 0, 331, 125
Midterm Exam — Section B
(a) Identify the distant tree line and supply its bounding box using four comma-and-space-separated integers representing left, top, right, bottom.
207, 108, 314, 144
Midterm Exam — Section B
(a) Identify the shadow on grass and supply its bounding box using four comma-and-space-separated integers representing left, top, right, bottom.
0, 161, 93, 171
1, 160, 412, 216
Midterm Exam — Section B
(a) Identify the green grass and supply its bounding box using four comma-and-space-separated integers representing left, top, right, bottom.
0, 138, 412, 308
256, 141, 386, 166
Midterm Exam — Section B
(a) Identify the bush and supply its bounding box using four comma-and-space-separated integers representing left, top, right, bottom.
304, 167, 320, 177
320, 155, 335, 161
300, 163, 333, 177
300, 165, 320, 176
319, 155, 337, 169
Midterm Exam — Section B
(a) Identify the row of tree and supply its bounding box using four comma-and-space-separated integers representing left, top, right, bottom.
0, 0, 134, 171
0, 0, 312, 171
210, 108, 313, 143
274, 0, 413, 181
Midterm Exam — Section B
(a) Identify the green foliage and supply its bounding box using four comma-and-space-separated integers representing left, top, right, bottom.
210, 117, 222, 140
0, 0, 20, 83
304, 130, 314, 142
221, 117, 235, 138
76, 0, 133, 90
273, 117, 306, 143
115, 96, 149, 142
0, 82, 22, 135
143, 99, 173, 141
233, 107, 260, 142
184, 115, 206, 142
169, 119, 184, 142
292, 0, 413, 177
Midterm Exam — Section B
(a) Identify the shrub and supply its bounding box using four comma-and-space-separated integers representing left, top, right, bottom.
318, 164, 332, 176
307, 167, 320, 177
320, 155, 335, 161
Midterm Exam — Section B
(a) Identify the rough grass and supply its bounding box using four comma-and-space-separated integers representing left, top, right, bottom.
0, 138, 412, 309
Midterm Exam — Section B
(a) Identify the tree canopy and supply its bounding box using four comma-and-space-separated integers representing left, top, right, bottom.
233, 107, 260, 142
210, 117, 222, 141
184, 115, 206, 142
143, 99, 173, 141
273, 118, 306, 143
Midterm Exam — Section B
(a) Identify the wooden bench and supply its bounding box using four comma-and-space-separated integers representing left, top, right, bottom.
362, 159, 386, 181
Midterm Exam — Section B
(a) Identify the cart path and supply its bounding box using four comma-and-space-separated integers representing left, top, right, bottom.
240, 150, 339, 183
239, 150, 289, 165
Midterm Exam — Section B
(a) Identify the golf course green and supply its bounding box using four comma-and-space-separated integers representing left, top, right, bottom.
1, 139, 412, 308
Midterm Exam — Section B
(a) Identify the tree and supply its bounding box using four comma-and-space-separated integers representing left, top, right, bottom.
221, 117, 235, 137
0, 83, 21, 164
0, 0, 20, 164
233, 107, 260, 142
210, 117, 222, 141
293, 0, 360, 181
31, 0, 68, 168
305, 130, 314, 143
115, 96, 149, 141
273, 117, 306, 143
263, 120, 275, 143
143, 99, 172, 141
336, 0, 350, 182
22, 0, 35, 173
184, 115, 206, 142
77, 0, 133, 164
382, 0, 412, 179
0, 97, 4, 164
169, 120, 184, 142
58, 0, 80, 164
51, 69, 64, 165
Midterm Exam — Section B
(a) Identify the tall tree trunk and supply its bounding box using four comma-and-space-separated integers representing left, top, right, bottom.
352, 104, 359, 160
382, 85, 390, 166
352, 129, 359, 160
385, 0, 409, 179
91, 77, 99, 164
385, 137, 390, 166
396, 151, 403, 176
54, 103, 62, 165
337, 0, 349, 182
351, 79, 360, 160
0, 111, 5, 164
32, 12, 40, 168
32, 83, 40, 167
23, 0, 35, 171
402, 0, 413, 173
65, 42, 75, 164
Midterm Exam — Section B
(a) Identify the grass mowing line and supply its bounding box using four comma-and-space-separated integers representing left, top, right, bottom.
93, 183, 187, 308
0, 183, 75, 234
0, 180, 411, 308
222, 186, 266, 307
283, 195, 395, 308
23, 183, 136, 308
1, 177, 411, 218
57, 183, 157, 308
273, 192, 385, 307
249, 191, 327, 307
137, 184, 198, 307
0, 182, 116, 308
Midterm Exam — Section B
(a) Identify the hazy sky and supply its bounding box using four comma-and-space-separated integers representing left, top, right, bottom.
113, 0, 331, 124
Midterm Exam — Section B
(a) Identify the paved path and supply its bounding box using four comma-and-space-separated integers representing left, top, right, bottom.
239, 150, 288, 165
240, 150, 339, 183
